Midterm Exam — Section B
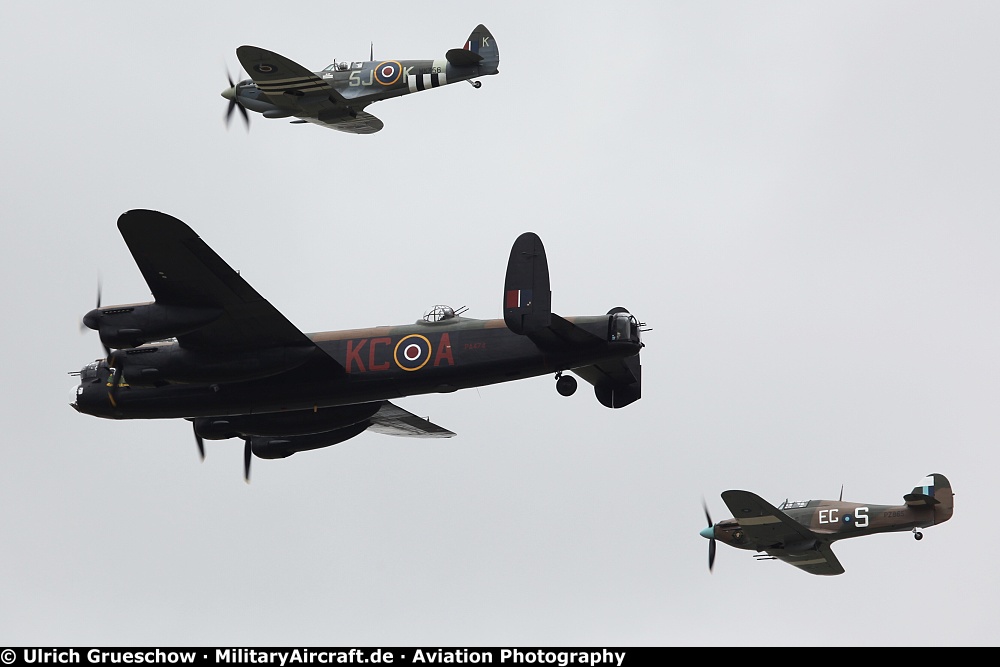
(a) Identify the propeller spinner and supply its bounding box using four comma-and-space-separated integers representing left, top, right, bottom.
222, 70, 250, 131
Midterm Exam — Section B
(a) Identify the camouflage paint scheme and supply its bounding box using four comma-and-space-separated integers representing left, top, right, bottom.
71, 210, 643, 478
700, 474, 954, 575
221, 25, 499, 133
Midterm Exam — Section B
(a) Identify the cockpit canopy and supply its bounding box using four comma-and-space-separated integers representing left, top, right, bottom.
778, 500, 812, 510
323, 61, 364, 73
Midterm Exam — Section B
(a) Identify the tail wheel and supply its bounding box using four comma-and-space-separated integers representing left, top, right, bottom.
914, 530, 923, 541
555, 373, 577, 397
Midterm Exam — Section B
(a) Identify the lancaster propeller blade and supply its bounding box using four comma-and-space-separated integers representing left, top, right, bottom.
243, 440, 252, 483
194, 426, 205, 461
81, 279, 103, 335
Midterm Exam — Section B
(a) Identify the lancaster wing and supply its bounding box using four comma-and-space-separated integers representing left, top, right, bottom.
368, 401, 455, 438
117, 210, 343, 375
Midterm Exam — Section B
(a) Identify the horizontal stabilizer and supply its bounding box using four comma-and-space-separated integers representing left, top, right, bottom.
446, 48, 484, 67
903, 492, 940, 506
504, 232, 551, 335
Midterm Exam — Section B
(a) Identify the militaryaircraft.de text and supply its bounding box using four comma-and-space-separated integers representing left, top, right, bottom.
700, 474, 954, 575
72, 210, 644, 480
221, 24, 499, 134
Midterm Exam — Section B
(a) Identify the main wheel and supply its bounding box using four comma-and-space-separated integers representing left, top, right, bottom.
556, 374, 577, 396
473, 81, 482, 89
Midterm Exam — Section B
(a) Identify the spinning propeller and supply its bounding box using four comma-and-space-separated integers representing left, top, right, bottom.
80, 279, 122, 406
244, 440, 252, 483
701, 499, 717, 573
190, 422, 252, 483
222, 69, 249, 131
192, 423, 205, 462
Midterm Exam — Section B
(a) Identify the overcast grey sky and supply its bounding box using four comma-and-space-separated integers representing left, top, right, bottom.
2, 1, 998, 646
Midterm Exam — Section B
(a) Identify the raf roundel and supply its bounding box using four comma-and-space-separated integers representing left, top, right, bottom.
374, 61, 403, 86
393, 334, 432, 371
254, 63, 277, 74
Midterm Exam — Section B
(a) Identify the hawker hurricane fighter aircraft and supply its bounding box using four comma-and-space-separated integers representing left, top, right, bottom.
72, 210, 644, 480
221, 24, 499, 133
700, 473, 953, 575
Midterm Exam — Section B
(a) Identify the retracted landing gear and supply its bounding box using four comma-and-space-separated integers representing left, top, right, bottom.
913, 528, 923, 541
467, 79, 482, 89
555, 372, 577, 397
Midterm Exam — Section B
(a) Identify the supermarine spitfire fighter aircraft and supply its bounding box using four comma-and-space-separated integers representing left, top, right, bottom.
72, 210, 644, 480
221, 24, 499, 133
700, 473, 953, 575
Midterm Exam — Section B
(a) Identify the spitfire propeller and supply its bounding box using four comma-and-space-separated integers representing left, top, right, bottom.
701, 499, 717, 573
222, 70, 250, 131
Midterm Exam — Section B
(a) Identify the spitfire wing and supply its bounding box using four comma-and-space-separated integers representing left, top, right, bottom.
721, 489, 845, 576
367, 401, 455, 438
236, 46, 382, 133
117, 210, 342, 372
299, 110, 384, 134
236, 45, 345, 107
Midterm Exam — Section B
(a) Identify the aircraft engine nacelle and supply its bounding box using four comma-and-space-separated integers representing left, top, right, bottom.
194, 403, 383, 440
114, 343, 315, 386
83, 302, 222, 349
249, 421, 373, 459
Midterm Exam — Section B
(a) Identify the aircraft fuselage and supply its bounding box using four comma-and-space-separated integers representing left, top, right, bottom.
73, 314, 639, 420
713, 500, 937, 553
